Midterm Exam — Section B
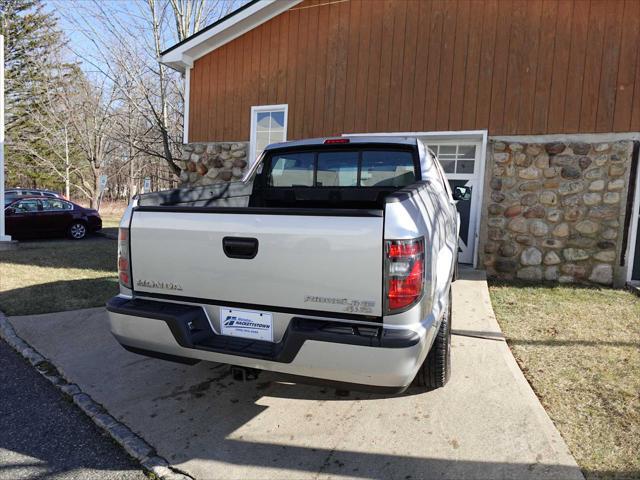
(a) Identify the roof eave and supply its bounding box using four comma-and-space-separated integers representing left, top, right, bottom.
159, 0, 303, 73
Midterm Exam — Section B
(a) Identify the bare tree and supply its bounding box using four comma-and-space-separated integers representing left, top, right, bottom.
55, 0, 244, 180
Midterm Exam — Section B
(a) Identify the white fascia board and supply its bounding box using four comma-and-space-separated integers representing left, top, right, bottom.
161, 0, 302, 73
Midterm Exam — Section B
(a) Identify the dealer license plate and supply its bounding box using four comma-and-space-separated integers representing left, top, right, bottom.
219, 307, 274, 342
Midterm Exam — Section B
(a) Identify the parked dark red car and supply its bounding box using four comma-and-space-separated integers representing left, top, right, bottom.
4, 197, 102, 240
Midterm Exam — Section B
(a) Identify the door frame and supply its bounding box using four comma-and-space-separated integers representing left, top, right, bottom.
345, 130, 488, 268
626, 155, 640, 282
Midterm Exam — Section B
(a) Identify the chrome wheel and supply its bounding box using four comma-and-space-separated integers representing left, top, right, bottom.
70, 223, 87, 239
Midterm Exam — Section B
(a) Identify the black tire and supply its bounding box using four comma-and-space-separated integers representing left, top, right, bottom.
412, 287, 452, 390
68, 222, 87, 240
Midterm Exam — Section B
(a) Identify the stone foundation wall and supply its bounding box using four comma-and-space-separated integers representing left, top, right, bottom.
481, 139, 634, 285
178, 142, 249, 186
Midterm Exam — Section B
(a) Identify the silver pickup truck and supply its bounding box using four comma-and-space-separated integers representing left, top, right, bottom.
107, 137, 467, 393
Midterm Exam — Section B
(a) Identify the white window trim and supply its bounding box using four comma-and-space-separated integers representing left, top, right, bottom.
183, 67, 191, 144
344, 130, 488, 269
249, 104, 288, 165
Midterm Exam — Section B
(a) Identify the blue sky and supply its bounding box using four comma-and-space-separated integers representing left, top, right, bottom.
45, 0, 248, 71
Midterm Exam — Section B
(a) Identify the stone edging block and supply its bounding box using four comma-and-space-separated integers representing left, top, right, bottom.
0, 311, 192, 480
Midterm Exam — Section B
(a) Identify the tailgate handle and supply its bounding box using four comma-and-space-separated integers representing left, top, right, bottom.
222, 237, 259, 259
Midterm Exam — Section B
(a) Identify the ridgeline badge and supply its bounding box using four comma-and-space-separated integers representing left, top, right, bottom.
136, 279, 183, 291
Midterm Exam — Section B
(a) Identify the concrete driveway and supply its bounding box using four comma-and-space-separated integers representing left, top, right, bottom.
7, 270, 583, 480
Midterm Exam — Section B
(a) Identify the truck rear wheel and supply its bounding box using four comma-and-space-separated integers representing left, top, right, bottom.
412, 288, 452, 390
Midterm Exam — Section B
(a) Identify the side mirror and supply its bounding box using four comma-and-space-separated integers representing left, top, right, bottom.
4, 207, 15, 216
452, 186, 471, 202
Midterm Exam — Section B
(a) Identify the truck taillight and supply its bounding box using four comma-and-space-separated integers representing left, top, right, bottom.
118, 227, 132, 289
385, 237, 424, 312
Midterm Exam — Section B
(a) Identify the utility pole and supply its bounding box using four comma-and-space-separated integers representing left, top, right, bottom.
0, 34, 13, 244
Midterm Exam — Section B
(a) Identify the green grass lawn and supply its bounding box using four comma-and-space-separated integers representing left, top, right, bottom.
489, 282, 640, 480
0, 235, 118, 316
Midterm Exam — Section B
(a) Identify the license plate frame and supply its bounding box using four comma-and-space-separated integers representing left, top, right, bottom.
219, 307, 274, 342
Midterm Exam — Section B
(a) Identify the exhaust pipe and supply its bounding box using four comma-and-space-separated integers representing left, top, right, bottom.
231, 366, 261, 382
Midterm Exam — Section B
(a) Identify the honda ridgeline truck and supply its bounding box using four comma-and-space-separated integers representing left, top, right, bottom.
107, 136, 468, 393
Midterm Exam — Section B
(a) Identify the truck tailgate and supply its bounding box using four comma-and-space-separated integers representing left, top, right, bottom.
129, 210, 383, 317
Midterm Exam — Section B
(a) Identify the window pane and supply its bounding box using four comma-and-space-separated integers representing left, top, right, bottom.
317, 151, 358, 187
456, 160, 475, 174
16, 200, 40, 212
256, 112, 271, 129
269, 153, 314, 187
42, 199, 65, 210
439, 159, 455, 173
271, 111, 285, 129
439, 145, 457, 155
427, 145, 438, 153
360, 151, 416, 187
269, 129, 285, 144
458, 145, 476, 159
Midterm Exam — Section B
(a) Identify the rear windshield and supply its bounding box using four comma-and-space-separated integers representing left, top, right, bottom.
267, 149, 416, 188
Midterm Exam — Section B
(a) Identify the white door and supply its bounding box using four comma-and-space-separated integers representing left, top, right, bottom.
423, 141, 482, 265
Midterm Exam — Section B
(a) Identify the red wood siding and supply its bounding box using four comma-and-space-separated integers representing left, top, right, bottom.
188, 0, 640, 142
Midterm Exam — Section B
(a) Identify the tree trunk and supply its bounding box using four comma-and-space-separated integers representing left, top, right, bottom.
64, 127, 71, 199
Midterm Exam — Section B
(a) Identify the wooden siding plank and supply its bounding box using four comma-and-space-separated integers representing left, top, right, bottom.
579, 0, 607, 133
502, 0, 528, 134
223, 43, 234, 139
630, 12, 640, 131
387, 0, 408, 132
398, 0, 419, 131
461, 0, 484, 130
312, 1, 330, 137
435, 0, 457, 131
375, 0, 396, 131
322, 1, 340, 135
228, 38, 240, 140
614, 0, 640, 131
488, 0, 513, 133
410, 0, 431, 131
531, 0, 559, 134
595, 0, 624, 132
268, 14, 280, 105
562, 0, 590, 133
364, 0, 384, 132
303, 1, 320, 138
210, 51, 222, 141
448, 0, 470, 131
190, 58, 202, 141
331, 0, 351, 135
423, 0, 445, 131
631, 38, 640, 130
547, 0, 573, 133
239, 33, 252, 139
474, 0, 498, 130
276, 12, 289, 105
285, 10, 298, 139
293, 4, 309, 140
516, 0, 543, 134
343, 0, 364, 133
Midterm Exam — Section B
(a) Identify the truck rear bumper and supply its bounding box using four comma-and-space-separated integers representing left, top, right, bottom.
106, 296, 436, 391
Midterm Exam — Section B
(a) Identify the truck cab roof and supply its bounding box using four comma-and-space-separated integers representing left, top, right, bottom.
265, 136, 419, 151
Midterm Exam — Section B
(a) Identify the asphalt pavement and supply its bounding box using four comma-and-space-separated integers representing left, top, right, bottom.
0, 340, 146, 480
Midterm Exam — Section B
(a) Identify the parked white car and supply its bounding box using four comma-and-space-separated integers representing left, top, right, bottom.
107, 137, 467, 392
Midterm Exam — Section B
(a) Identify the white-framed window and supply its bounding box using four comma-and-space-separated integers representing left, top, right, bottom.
249, 104, 288, 164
